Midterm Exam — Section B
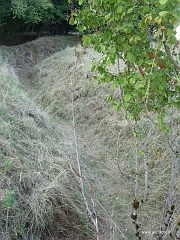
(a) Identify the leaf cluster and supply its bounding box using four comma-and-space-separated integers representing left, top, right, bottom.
0, 0, 12, 27
0, 0, 75, 33
11, 0, 54, 24
73, 0, 180, 120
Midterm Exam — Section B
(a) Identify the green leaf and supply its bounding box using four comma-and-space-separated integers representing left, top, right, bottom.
127, 52, 136, 63
105, 74, 112, 82
107, 57, 115, 65
110, 81, 118, 90
77, 25, 86, 32
134, 130, 142, 141
137, 132, 142, 141
108, 0, 115, 3
82, 35, 92, 46
159, 0, 168, 4
124, 92, 132, 101
100, 45, 106, 52
130, 77, 136, 84
78, 0, 85, 5
103, 31, 111, 41
135, 36, 141, 41
105, 13, 111, 20
117, 6, 123, 14
156, 113, 170, 132
126, 114, 133, 120
159, 11, 169, 17
121, 12, 126, 19
138, 149, 144, 155
135, 81, 146, 89
127, 8, 133, 14
132, 90, 139, 97
143, 6, 149, 12
114, 101, 121, 110
91, 62, 97, 72
121, 77, 128, 86
69, 17, 75, 25
93, 0, 102, 6
137, 59, 144, 65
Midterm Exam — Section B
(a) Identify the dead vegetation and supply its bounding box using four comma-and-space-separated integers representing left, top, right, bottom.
0, 35, 79, 90
0, 62, 94, 240
0, 36, 180, 240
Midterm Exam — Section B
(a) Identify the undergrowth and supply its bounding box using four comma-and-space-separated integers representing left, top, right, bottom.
0, 37, 180, 239
0, 62, 93, 240
31, 45, 180, 239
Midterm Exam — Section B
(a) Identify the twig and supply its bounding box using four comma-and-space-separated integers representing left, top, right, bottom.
130, 142, 142, 240
156, 109, 180, 239
116, 55, 142, 239
71, 45, 100, 239
163, 40, 180, 72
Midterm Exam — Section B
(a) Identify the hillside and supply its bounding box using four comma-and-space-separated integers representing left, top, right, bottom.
0, 36, 180, 240
0, 60, 96, 240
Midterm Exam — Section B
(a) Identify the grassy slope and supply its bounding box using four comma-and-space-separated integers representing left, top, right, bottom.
0, 62, 93, 239
31, 45, 180, 239
0, 36, 180, 240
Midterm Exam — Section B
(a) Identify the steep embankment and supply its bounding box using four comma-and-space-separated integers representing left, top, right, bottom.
1, 36, 180, 240
0, 35, 79, 90
0, 38, 95, 240
29, 42, 180, 239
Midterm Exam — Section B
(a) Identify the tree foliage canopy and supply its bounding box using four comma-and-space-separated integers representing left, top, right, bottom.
0, 0, 12, 27
0, 0, 76, 34
69, 2, 180, 237
71, 0, 180, 121
11, 0, 53, 24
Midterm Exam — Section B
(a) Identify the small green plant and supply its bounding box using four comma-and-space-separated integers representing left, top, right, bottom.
2, 160, 12, 172
1, 187, 16, 208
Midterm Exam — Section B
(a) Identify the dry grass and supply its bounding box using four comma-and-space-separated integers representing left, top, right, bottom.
30, 44, 180, 239
0, 62, 94, 240
0, 35, 79, 90
0, 36, 180, 240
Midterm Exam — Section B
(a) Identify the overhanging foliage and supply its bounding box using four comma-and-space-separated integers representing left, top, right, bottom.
71, 0, 180, 120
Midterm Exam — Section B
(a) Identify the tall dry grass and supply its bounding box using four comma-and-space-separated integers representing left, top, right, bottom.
30, 45, 180, 239
0, 35, 180, 239
0, 61, 94, 240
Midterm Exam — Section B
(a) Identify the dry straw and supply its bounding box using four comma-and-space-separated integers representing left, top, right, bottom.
0, 36, 180, 239
0, 62, 94, 240
31, 44, 180, 239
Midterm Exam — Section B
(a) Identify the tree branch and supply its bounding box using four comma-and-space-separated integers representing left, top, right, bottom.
163, 41, 180, 72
